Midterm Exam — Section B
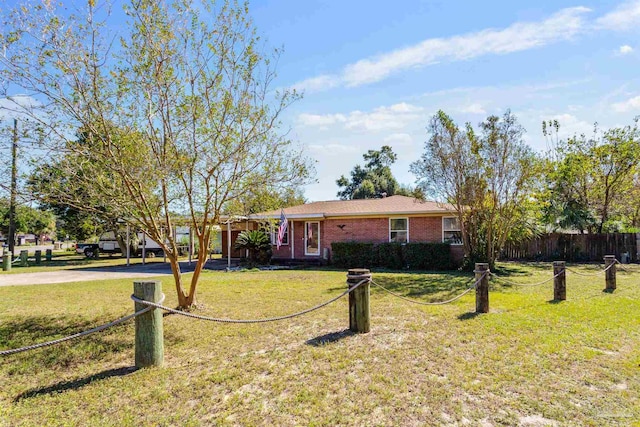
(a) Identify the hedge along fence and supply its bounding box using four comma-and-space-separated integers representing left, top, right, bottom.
331, 242, 455, 270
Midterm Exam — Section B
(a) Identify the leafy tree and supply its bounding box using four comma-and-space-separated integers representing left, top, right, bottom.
337, 145, 413, 199
28, 128, 134, 246
1, 0, 312, 308
224, 186, 306, 216
411, 110, 539, 269
0, 199, 56, 244
542, 119, 640, 233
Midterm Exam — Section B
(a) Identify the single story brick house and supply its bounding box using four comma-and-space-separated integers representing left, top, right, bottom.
225, 195, 463, 263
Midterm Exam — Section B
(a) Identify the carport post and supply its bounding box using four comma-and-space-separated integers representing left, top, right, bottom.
142, 231, 146, 265
227, 220, 231, 269
126, 224, 130, 267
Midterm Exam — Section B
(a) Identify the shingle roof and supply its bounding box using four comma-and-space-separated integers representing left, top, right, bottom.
249, 195, 456, 219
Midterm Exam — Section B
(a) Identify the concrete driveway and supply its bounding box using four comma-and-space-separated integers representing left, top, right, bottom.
0, 260, 230, 287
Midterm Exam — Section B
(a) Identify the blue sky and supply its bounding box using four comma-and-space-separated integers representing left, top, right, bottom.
247, 0, 640, 201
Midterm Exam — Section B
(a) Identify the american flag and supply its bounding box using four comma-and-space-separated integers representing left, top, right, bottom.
276, 209, 288, 250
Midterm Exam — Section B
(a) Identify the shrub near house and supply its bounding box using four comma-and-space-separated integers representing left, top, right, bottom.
331, 242, 454, 270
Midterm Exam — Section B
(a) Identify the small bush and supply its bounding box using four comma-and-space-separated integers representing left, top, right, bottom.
331, 242, 375, 268
331, 242, 454, 270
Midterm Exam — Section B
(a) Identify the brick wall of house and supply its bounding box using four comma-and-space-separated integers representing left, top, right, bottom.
407, 217, 442, 242
272, 216, 448, 260
269, 216, 466, 267
323, 218, 391, 245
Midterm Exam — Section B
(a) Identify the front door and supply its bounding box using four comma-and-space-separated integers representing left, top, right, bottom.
305, 221, 320, 256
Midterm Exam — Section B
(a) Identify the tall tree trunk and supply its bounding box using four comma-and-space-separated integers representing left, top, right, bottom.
167, 252, 188, 308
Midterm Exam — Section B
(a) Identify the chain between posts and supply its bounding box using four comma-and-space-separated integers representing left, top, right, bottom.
370, 271, 487, 306
0, 294, 165, 357
565, 262, 616, 277
131, 279, 370, 324
489, 269, 566, 287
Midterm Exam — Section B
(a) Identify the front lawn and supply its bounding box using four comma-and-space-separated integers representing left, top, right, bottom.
0, 264, 638, 426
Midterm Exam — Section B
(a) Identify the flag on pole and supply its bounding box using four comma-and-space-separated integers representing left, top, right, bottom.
276, 209, 288, 250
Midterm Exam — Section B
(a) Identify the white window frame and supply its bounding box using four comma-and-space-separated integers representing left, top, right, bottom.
304, 221, 320, 256
389, 217, 409, 243
442, 216, 462, 245
269, 222, 289, 246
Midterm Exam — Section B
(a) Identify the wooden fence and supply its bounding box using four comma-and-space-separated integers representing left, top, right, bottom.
502, 233, 640, 262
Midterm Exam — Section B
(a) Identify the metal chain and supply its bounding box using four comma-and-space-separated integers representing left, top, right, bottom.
489, 269, 565, 287
369, 272, 487, 306
0, 294, 165, 357
131, 279, 369, 324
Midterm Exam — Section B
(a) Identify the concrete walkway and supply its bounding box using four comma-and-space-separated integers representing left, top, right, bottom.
0, 260, 231, 287
0, 269, 170, 287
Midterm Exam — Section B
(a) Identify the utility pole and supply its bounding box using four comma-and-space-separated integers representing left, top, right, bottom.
8, 118, 17, 255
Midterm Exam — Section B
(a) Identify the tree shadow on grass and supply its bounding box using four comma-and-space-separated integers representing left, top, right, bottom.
0, 314, 181, 373
327, 272, 479, 304
0, 315, 132, 372
369, 273, 473, 302
14, 366, 138, 402
305, 329, 355, 347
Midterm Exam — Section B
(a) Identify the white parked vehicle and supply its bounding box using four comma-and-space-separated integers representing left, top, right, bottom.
98, 228, 191, 257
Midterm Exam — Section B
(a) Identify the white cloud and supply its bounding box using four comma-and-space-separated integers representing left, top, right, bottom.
308, 143, 358, 156
297, 102, 424, 132
383, 133, 413, 146
0, 95, 42, 119
543, 113, 594, 137
458, 103, 487, 114
290, 74, 340, 93
292, 7, 591, 92
618, 45, 634, 55
612, 95, 640, 112
342, 7, 589, 87
297, 113, 346, 128
596, 0, 640, 31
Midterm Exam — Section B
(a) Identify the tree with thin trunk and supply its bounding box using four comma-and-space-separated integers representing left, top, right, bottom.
411, 110, 539, 269
1, 0, 312, 308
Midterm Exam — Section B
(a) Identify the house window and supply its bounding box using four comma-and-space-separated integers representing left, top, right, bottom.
389, 218, 408, 243
443, 217, 462, 245
269, 223, 288, 246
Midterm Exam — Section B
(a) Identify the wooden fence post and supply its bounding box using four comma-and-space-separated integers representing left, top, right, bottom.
553, 261, 566, 301
34, 250, 42, 265
604, 255, 616, 291
347, 268, 371, 333
45, 249, 52, 262
2, 248, 11, 272
19, 250, 28, 267
475, 263, 489, 313
134, 281, 164, 368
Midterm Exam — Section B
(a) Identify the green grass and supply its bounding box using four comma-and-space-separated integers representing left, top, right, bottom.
1, 263, 639, 426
